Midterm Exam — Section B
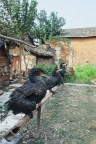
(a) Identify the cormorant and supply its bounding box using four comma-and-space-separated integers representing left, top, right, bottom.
45, 66, 63, 94
60, 62, 68, 81
2, 68, 47, 119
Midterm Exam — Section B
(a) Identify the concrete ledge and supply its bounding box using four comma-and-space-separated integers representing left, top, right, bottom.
65, 83, 96, 87
0, 135, 23, 144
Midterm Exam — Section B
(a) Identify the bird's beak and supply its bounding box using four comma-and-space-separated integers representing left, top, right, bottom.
62, 63, 67, 66
56, 69, 62, 73
41, 72, 48, 78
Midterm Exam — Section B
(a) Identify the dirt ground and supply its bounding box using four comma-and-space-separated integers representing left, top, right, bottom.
20, 84, 96, 144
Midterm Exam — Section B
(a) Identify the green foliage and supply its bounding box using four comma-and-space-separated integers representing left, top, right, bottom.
74, 65, 96, 84
34, 64, 56, 76
64, 72, 76, 83
62, 65, 96, 84
31, 10, 66, 44
0, 1, 68, 46
0, 0, 38, 39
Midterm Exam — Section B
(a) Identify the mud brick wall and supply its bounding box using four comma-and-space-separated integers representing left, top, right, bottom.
58, 37, 96, 66
0, 50, 10, 85
72, 37, 96, 65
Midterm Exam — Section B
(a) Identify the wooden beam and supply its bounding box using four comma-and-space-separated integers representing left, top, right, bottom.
4, 86, 59, 142
0, 34, 36, 48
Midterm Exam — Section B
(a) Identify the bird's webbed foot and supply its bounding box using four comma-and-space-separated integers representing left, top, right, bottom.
27, 111, 33, 119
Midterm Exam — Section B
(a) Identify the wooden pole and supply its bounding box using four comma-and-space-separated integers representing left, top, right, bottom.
0, 34, 36, 48
19, 44, 22, 84
4, 86, 59, 142
36, 107, 41, 138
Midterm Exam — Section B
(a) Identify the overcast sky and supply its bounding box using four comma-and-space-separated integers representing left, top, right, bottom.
37, 0, 96, 29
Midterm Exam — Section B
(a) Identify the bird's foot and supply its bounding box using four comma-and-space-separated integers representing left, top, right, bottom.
27, 112, 33, 119
50, 90, 55, 94
36, 102, 42, 110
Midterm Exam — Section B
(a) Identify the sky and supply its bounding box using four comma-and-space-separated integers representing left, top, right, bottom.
37, 0, 96, 29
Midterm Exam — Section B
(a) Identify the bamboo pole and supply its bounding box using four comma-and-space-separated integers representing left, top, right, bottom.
4, 86, 59, 142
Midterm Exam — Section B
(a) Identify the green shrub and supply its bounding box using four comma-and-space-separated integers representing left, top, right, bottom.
34, 64, 56, 76
74, 64, 96, 84
64, 72, 76, 83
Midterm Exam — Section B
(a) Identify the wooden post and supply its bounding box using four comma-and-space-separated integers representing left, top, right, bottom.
36, 107, 41, 138
69, 40, 73, 66
19, 44, 22, 84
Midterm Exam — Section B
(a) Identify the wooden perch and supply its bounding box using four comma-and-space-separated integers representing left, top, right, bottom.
4, 86, 59, 142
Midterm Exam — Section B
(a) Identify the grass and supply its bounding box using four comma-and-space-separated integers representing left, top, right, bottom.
65, 64, 96, 84
21, 84, 96, 144
74, 64, 96, 84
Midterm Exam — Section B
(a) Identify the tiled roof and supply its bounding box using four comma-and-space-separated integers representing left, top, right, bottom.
61, 27, 96, 38
25, 45, 53, 57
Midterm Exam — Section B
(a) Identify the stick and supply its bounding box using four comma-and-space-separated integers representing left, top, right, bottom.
4, 86, 59, 142
36, 107, 41, 138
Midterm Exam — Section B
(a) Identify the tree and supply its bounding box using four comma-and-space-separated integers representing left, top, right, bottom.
0, 0, 38, 40
31, 10, 66, 44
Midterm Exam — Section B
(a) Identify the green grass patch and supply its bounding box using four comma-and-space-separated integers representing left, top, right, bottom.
65, 64, 96, 84
74, 64, 96, 84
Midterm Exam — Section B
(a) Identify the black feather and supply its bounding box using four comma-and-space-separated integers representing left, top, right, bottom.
45, 66, 63, 92
3, 68, 47, 118
60, 62, 67, 81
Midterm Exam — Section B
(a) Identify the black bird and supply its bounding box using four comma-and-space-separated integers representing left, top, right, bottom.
60, 62, 68, 81
2, 68, 47, 119
45, 66, 63, 94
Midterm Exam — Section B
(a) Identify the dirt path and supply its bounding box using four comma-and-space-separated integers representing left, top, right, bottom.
21, 84, 96, 144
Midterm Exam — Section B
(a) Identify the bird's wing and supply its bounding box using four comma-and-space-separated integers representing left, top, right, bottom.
9, 83, 37, 97
7, 97, 36, 115
45, 77, 56, 89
